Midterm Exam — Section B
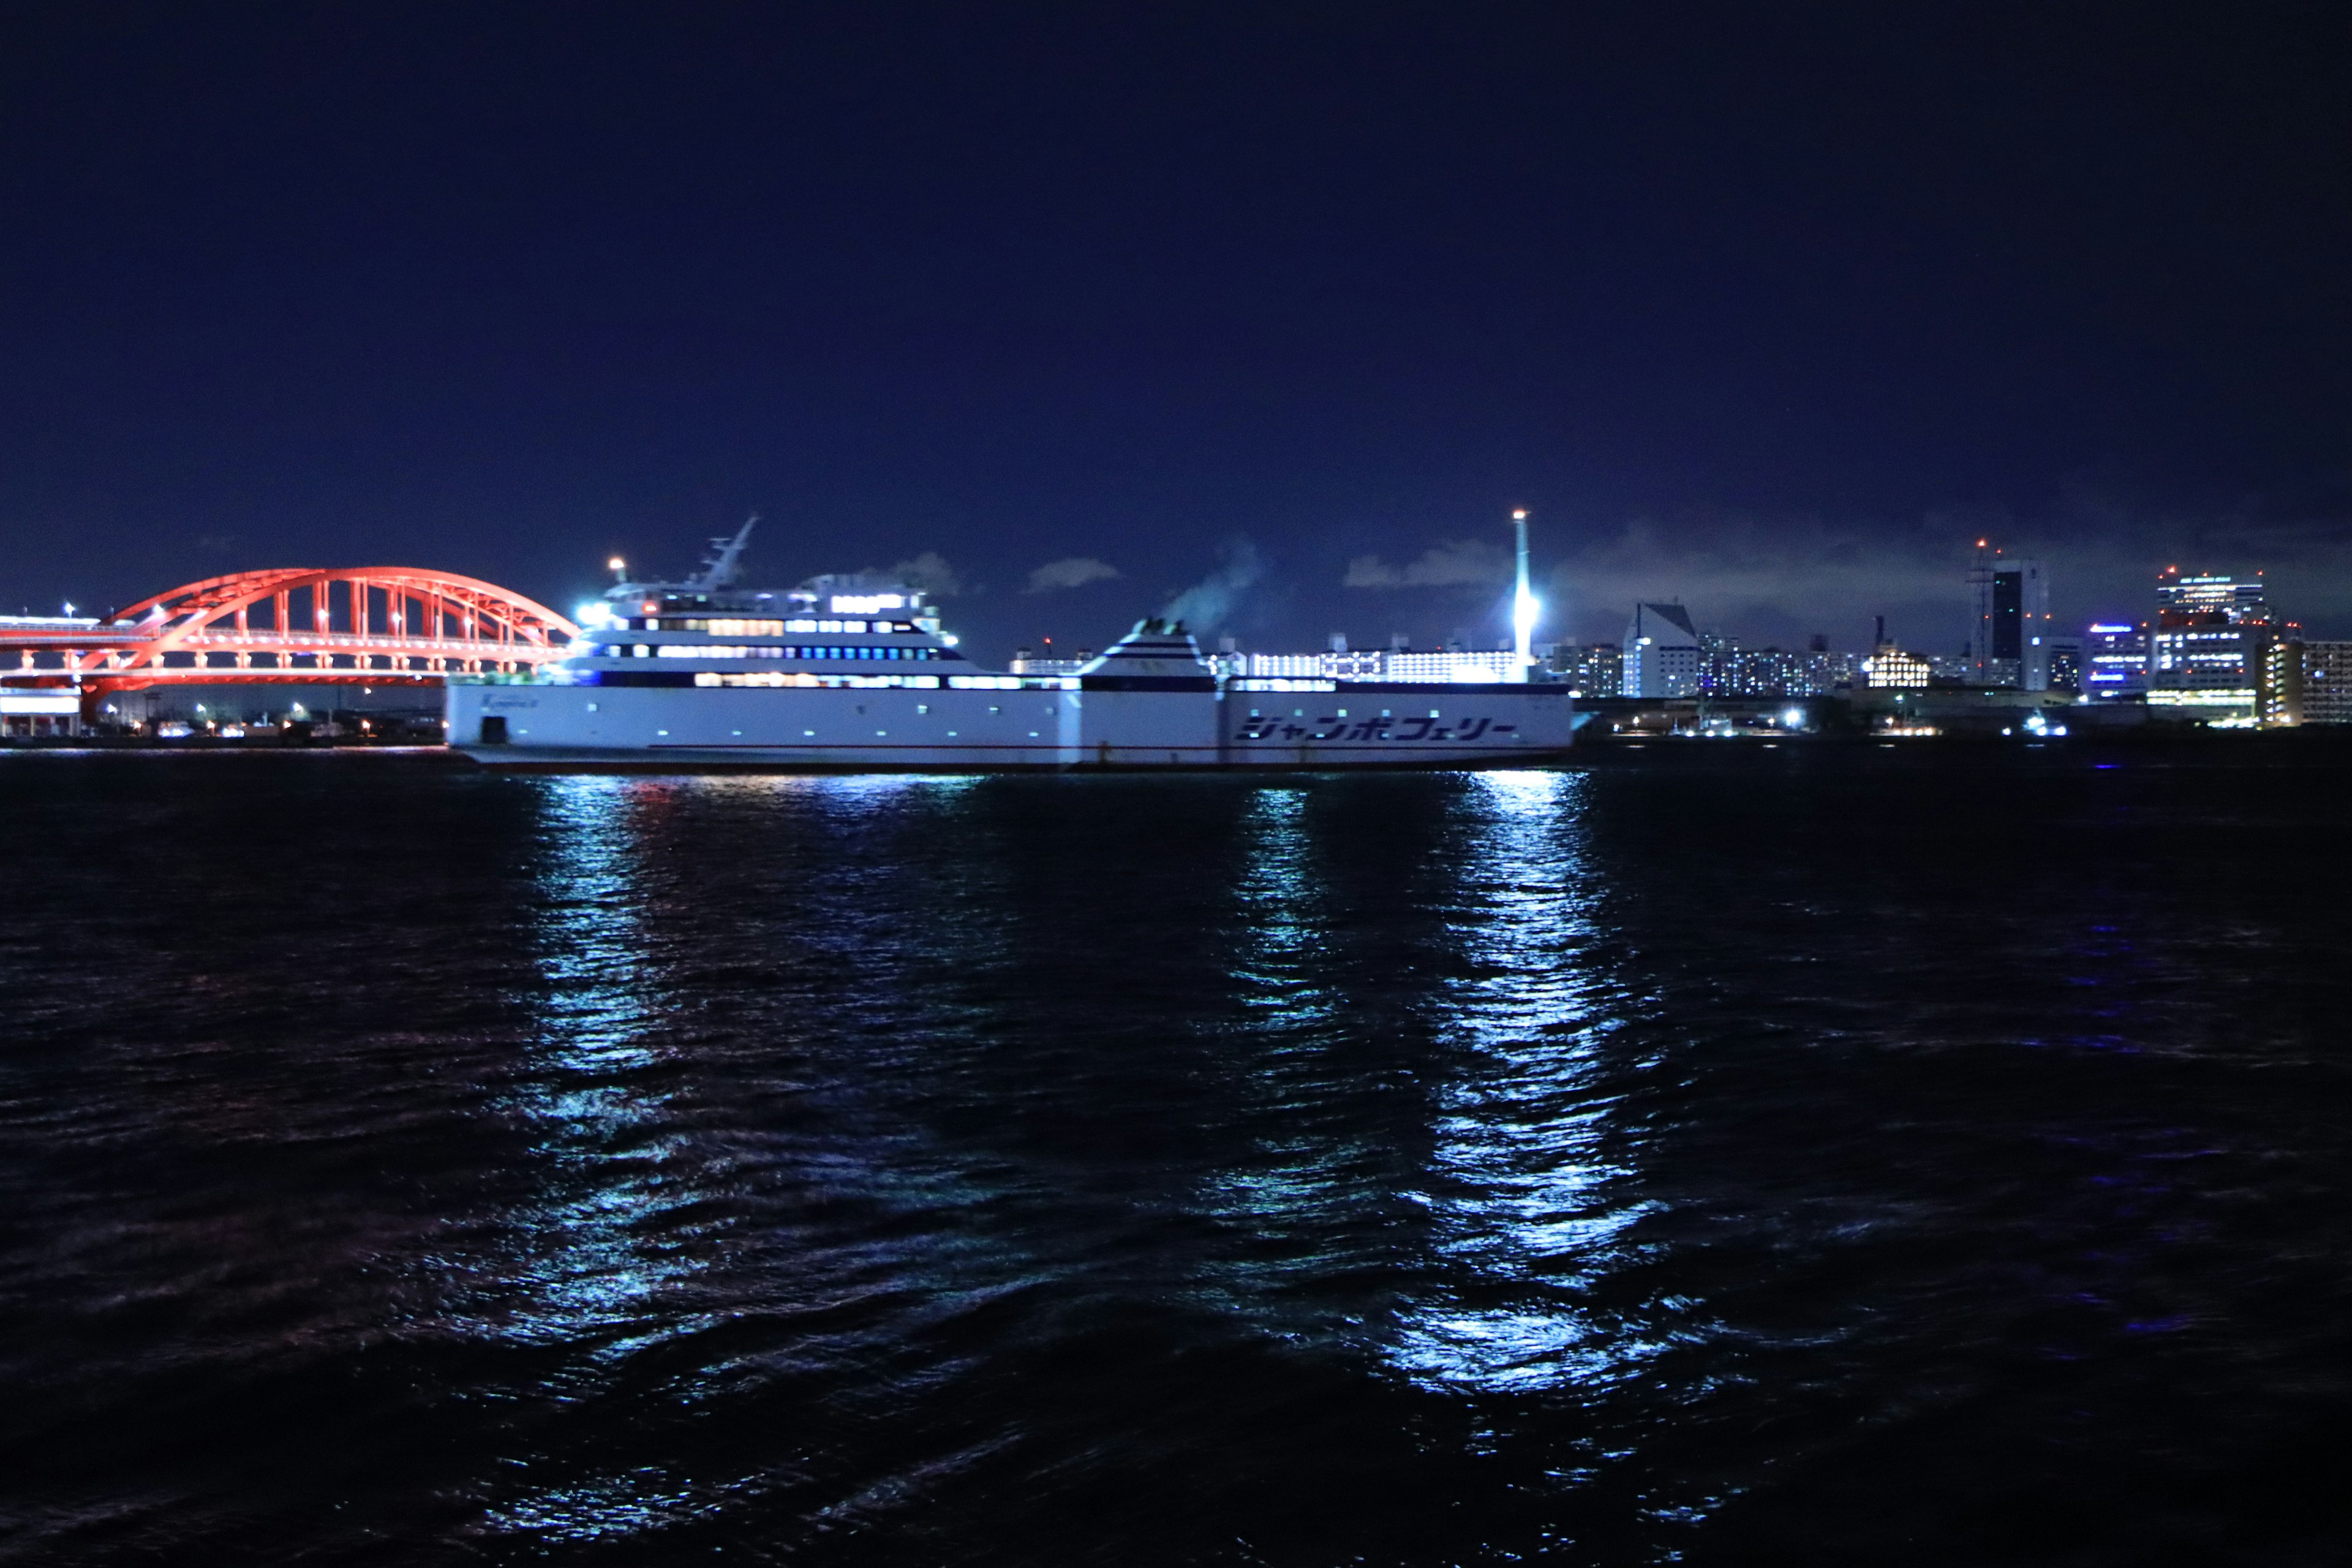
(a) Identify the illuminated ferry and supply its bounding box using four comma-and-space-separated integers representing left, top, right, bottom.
447, 521, 1576, 771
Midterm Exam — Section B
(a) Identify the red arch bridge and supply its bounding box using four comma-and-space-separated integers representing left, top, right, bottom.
0, 567, 578, 724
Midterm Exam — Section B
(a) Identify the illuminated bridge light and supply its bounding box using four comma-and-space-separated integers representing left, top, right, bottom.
0, 567, 578, 707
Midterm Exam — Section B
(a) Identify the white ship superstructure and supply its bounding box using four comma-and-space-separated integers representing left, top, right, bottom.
448, 522, 1576, 770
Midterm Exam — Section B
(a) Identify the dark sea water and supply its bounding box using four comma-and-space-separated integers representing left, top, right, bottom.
1, 745, 2346, 1566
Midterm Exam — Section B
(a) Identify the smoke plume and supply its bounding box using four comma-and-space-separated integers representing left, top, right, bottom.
1161, 539, 1264, 631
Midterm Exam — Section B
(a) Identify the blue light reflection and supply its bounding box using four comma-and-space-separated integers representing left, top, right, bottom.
493, 777, 703, 1349
1390, 771, 1659, 1393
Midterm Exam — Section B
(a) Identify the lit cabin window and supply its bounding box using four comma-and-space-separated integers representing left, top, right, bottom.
665, 617, 786, 636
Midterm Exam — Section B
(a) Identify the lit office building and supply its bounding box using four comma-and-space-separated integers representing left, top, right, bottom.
1548, 642, 1622, 697
1319, 645, 1390, 681
2046, 636, 2082, 693
1864, 645, 1931, 688
2147, 571, 2285, 723
2082, 623, 2147, 700
2302, 641, 2352, 725
1188, 635, 1551, 685
1243, 652, 1324, 678
1969, 547, 2053, 688
1700, 641, 1815, 697
1213, 645, 1531, 684
1621, 601, 1702, 698
1384, 649, 1520, 683
2261, 638, 2304, 726
1805, 649, 1868, 691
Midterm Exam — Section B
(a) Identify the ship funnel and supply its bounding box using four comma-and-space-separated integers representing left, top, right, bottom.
1076, 617, 1212, 679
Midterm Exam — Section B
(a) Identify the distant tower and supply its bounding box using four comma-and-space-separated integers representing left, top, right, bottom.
1509, 510, 1536, 684
1969, 541, 2050, 689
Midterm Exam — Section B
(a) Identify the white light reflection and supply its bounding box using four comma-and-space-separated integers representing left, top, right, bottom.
462, 777, 744, 1542
490, 776, 700, 1351
476, 772, 1013, 1545
1391, 769, 1658, 1393
1191, 786, 1410, 1351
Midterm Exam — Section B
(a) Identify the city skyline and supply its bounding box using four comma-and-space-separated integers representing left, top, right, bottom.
1, 7, 2346, 661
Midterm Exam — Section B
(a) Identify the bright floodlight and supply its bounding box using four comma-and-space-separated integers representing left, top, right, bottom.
1783, 707, 1804, 727
1513, 585, 1540, 641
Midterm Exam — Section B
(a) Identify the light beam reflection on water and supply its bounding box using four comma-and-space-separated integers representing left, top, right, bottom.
1391, 769, 1659, 1393
1189, 786, 1394, 1341
481, 771, 1028, 1544
466, 777, 730, 1540
485, 776, 703, 1351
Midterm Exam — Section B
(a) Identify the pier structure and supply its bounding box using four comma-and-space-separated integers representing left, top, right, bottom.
0, 567, 577, 731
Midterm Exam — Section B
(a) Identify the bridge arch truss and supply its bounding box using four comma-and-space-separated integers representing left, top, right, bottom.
3, 567, 580, 693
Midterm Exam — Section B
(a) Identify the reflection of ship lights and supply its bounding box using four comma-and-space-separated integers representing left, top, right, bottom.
1389, 771, 1662, 1392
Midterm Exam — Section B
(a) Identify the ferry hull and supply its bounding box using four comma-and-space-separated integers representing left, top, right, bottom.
447, 682, 1575, 772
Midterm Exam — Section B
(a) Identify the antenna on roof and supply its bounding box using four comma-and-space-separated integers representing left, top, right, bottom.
690, 514, 758, 590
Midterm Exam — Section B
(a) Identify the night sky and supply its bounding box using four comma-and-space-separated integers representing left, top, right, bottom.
2, 4, 2345, 658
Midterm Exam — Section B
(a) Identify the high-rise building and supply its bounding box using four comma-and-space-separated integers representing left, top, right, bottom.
1806, 649, 1868, 691
1621, 602, 1701, 698
1969, 545, 2053, 688
2260, 637, 2304, 726
1548, 642, 1621, 697
2082, 623, 2147, 700
1699, 643, 1814, 697
2302, 642, 2352, 725
2046, 636, 2083, 693
2147, 571, 2283, 722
